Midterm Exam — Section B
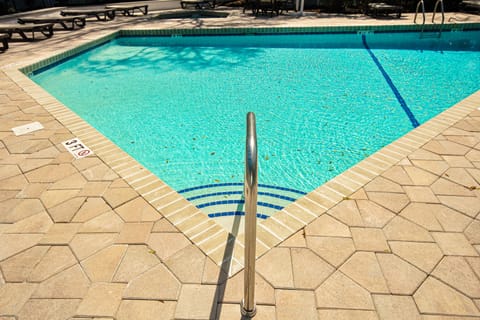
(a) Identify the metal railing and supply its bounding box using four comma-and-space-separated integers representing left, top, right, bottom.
415, 0, 445, 37
414, 0, 426, 25
432, 0, 444, 23
432, 0, 445, 36
241, 112, 258, 318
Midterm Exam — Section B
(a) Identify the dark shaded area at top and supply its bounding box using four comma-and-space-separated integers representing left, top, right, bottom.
0, 0, 466, 16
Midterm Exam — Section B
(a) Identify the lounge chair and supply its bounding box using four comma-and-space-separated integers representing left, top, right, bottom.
180, 0, 214, 9
105, 4, 148, 16
367, 2, 402, 18
18, 14, 87, 30
181, 0, 239, 9
460, 0, 480, 12
60, 8, 115, 21
0, 23, 54, 41
244, 0, 281, 16
0, 33, 8, 51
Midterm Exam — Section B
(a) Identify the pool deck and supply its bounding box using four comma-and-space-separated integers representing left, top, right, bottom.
1, 4, 480, 319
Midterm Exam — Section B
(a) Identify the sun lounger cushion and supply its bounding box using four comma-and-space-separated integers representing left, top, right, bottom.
367, 2, 402, 18
18, 14, 87, 30
460, 0, 480, 11
180, 0, 214, 9
105, 4, 148, 16
0, 23, 54, 41
61, 8, 115, 21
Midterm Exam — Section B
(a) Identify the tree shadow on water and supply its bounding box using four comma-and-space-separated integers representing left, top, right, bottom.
72, 43, 265, 76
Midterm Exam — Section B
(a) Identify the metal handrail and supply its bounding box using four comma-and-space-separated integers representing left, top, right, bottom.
241, 112, 258, 318
414, 0, 425, 25
432, 0, 445, 37
432, 0, 444, 24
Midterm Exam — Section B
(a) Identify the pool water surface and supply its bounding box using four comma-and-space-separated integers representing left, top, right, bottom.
30, 31, 480, 219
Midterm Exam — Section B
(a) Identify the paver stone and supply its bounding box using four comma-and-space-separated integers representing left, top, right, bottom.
0, 246, 49, 282
431, 232, 478, 256
276, 290, 317, 320
256, 247, 294, 288
404, 166, 438, 185
315, 271, 374, 310
373, 295, 421, 320
80, 211, 123, 233
28, 246, 77, 282
414, 277, 480, 316
123, 264, 180, 300
350, 227, 389, 252
366, 191, 410, 213
0, 233, 43, 261
147, 232, 190, 261
291, 247, 334, 289
81, 245, 127, 282
376, 253, 426, 294
356, 200, 395, 228
32, 264, 90, 298
220, 270, 275, 305
174, 284, 217, 320
307, 236, 355, 267
112, 245, 160, 282
305, 214, 351, 237
76, 283, 125, 317
383, 216, 433, 242
69, 233, 117, 260
438, 195, 480, 218
47, 196, 86, 222
328, 200, 364, 227
17, 298, 81, 320
432, 256, 480, 298
389, 241, 443, 272
339, 252, 389, 293
115, 197, 161, 222
0, 283, 37, 315
116, 300, 176, 320
165, 244, 206, 283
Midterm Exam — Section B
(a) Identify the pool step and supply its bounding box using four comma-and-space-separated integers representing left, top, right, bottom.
178, 183, 306, 220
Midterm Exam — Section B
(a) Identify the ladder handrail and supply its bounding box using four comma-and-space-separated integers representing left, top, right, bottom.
414, 0, 426, 25
241, 112, 258, 318
432, 0, 445, 25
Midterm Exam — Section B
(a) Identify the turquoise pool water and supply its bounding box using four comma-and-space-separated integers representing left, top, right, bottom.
31, 31, 480, 217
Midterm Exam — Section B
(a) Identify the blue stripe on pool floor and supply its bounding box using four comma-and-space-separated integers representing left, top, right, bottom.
186, 190, 298, 202
207, 211, 269, 219
362, 34, 420, 128
178, 182, 306, 195
197, 199, 284, 211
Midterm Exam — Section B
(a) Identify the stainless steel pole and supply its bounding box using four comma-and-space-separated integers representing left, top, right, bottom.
241, 112, 258, 318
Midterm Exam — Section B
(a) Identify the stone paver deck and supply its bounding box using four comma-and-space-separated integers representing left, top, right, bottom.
1, 5, 480, 320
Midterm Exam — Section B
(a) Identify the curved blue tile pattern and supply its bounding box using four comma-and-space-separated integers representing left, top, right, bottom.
179, 183, 306, 220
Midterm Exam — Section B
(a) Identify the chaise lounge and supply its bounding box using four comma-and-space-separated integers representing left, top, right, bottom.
460, 0, 480, 12
105, 4, 149, 16
18, 14, 87, 30
0, 23, 54, 41
367, 2, 402, 18
60, 8, 115, 21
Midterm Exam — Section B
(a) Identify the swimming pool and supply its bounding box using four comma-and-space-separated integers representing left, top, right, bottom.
30, 30, 480, 222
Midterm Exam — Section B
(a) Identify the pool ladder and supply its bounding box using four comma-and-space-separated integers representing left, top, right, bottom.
414, 0, 444, 38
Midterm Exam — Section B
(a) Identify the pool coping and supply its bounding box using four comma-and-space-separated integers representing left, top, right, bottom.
3, 23, 480, 276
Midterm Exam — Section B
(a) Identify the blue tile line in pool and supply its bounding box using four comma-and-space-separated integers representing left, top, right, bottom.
178, 182, 307, 195
186, 190, 298, 202
179, 183, 307, 220
362, 34, 420, 128
197, 199, 284, 211
208, 212, 270, 219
